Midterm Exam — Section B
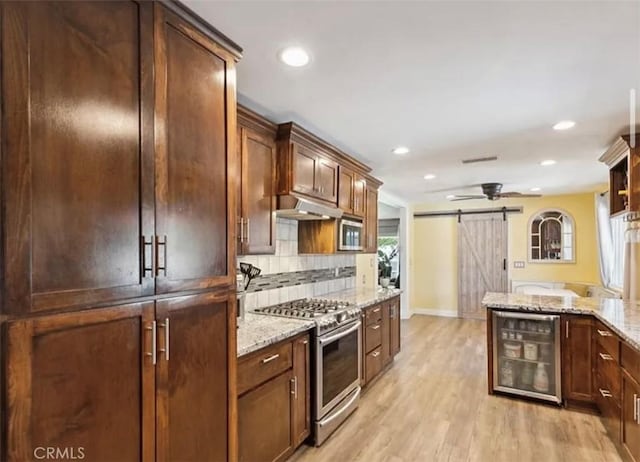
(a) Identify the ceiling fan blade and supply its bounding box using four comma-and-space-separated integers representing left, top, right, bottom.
499, 192, 542, 198
426, 184, 485, 194
449, 195, 486, 201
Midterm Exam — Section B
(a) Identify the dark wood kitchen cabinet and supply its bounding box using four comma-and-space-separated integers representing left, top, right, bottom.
291, 143, 338, 204
338, 167, 366, 218
153, 4, 237, 294
237, 106, 277, 255
238, 332, 310, 462
0, 1, 242, 461
0, 0, 156, 315
561, 315, 596, 405
4, 291, 236, 462
363, 184, 380, 253
362, 296, 401, 387
5, 302, 157, 461
623, 373, 640, 461
0, 0, 240, 315
600, 134, 640, 218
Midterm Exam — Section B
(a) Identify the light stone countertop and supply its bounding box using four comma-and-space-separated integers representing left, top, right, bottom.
237, 287, 402, 357
482, 292, 640, 351
237, 313, 315, 357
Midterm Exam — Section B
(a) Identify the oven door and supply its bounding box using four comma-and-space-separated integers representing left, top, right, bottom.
316, 320, 362, 418
339, 219, 363, 251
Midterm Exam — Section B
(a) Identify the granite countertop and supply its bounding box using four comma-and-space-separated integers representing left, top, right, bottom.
237, 287, 402, 357
482, 292, 640, 351
237, 313, 315, 357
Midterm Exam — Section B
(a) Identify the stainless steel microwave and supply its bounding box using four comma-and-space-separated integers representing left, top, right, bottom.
339, 219, 363, 251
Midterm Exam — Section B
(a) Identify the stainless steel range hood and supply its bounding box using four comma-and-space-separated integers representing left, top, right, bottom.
276, 194, 343, 221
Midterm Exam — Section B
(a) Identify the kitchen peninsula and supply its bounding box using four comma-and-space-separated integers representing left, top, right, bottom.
483, 292, 640, 462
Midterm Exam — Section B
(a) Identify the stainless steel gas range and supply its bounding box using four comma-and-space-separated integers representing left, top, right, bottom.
253, 298, 362, 446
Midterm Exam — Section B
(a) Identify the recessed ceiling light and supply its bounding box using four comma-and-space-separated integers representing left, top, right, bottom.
423, 174, 436, 180
392, 146, 410, 155
279, 47, 310, 67
446, 194, 456, 199
530, 187, 541, 192
540, 160, 557, 166
553, 120, 576, 130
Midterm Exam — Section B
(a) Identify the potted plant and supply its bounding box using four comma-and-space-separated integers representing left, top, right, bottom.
378, 245, 397, 288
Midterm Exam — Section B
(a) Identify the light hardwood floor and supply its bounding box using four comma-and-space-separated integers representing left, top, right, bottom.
290, 315, 622, 462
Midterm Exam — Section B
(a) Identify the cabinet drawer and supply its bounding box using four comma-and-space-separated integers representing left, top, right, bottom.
365, 305, 382, 326
595, 321, 620, 361
621, 342, 640, 383
596, 344, 621, 404
365, 346, 382, 383
365, 321, 382, 353
238, 341, 293, 395
596, 386, 621, 442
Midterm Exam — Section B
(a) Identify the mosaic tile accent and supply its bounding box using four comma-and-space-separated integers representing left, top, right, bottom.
245, 266, 356, 293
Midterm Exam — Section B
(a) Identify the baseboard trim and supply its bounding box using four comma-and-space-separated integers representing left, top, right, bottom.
411, 308, 459, 318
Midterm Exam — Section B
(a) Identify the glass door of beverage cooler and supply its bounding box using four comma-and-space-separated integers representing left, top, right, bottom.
492, 311, 562, 403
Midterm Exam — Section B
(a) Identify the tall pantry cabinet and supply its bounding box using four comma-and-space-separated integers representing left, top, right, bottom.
0, 1, 242, 461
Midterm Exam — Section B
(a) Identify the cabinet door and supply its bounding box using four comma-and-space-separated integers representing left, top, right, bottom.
390, 297, 401, 357
239, 371, 294, 462
1, 1, 155, 315
5, 302, 156, 461
154, 6, 237, 294
338, 167, 355, 214
381, 302, 391, 366
353, 175, 367, 218
561, 315, 595, 402
155, 292, 233, 462
622, 373, 640, 461
316, 156, 338, 203
292, 144, 317, 197
240, 127, 277, 255
364, 186, 379, 252
292, 335, 311, 447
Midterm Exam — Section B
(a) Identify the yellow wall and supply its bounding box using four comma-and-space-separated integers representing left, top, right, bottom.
410, 192, 600, 315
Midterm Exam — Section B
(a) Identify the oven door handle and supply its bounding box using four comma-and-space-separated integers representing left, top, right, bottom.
318, 388, 361, 427
319, 321, 361, 346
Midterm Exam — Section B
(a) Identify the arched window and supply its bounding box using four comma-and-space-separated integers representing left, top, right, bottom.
529, 209, 575, 262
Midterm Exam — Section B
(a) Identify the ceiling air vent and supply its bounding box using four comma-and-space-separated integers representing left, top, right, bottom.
462, 156, 498, 165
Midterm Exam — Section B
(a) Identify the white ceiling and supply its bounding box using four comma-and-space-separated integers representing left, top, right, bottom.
187, 0, 640, 203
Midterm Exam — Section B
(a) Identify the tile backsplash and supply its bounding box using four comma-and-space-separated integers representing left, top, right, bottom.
238, 218, 356, 309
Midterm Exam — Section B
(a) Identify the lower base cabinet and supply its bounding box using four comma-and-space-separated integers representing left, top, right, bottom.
622, 373, 640, 461
238, 333, 310, 462
4, 292, 234, 462
362, 296, 401, 387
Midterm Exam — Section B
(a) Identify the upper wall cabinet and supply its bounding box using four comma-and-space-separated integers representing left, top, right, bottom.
0, 1, 241, 315
600, 134, 640, 219
154, 5, 238, 294
276, 123, 358, 205
338, 167, 366, 218
237, 106, 277, 255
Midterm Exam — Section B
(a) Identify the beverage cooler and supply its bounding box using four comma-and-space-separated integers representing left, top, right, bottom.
492, 311, 562, 403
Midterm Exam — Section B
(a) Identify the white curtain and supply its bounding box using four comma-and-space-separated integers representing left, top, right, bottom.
595, 193, 615, 288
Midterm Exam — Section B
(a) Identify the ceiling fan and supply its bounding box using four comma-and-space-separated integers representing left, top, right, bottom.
448, 183, 542, 201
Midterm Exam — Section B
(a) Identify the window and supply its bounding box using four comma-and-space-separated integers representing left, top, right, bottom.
610, 215, 626, 289
528, 209, 575, 263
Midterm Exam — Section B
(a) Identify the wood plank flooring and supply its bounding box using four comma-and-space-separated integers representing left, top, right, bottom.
290, 315, 621, 462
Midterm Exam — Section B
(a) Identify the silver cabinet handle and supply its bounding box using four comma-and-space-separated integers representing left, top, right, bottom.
599, 388, 612, 398
599, 352, 613, 361
246, 218, 250, 243
373, 308, 381, 313
565, 321, 569, 339
238, 217, 244, 243
371, 325, 380, 330
144, 321, 157, 365
597, 329, 613, 337
262, 353, 280, 364
372, 351, 380, 358
291, 376, 298, 399
634, 394, 638, 423
302, 339, 308, 345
